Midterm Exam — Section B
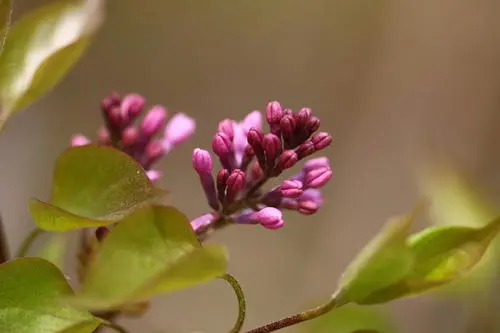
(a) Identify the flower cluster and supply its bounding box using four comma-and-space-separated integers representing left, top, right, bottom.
192, 101, 332, 232
71, 92, 195, 181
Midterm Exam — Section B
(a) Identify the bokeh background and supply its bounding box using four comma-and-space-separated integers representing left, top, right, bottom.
2, 1, 500, 332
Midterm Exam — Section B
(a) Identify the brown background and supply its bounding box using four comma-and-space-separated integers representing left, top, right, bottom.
2, 1, 500, 332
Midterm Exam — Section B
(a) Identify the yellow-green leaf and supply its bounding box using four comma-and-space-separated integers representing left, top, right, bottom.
0, 0, 104, 130
336, 212, 416, 304
0, 0, 12, 53
30, 145, 168, 231
359, 218, 500, 304
72, 205, 228, 310
0, 258, 100, 333
38, 233, 68, 269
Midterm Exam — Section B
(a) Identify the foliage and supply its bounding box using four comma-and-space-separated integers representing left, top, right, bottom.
0, 1, 499, 333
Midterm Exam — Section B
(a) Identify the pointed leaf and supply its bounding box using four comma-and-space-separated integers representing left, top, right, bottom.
359, 217, 500, 304
336, 212, 417, 303
30, 145, 168, 231
0, 0, 104, 129
0, 0, 12, 53
0, 258, 100, 333
72, 205, 228, 310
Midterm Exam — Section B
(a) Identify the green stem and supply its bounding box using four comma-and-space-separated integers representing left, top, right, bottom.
100, 322, 130, 333
243, 293, 345, 333
16, 228, 44, 257
222, 273, 246, 333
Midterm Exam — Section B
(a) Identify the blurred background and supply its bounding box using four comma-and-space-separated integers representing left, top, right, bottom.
2, 1, 500, 332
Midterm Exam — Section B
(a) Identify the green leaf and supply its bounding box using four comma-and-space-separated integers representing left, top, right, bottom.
72, 205, 228, 310
419, 166, 500, 296
336, 211, 417, 304
0, 0, 104, 130
30, 145, 168, 231
0, 258, 100, 333
0, 0, 12, 53
306, 305, 397, 333
359, 217, 500, 304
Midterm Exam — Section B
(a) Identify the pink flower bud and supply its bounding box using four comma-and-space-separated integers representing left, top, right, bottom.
163, 113, 196, 152
303, 157, 330, 173
311, 132, 332, 150
275, 150, 298, 173
71, 134, 91, 147
263, 133, 282, 170
296, 141, 315, 159
121, 93, 145, 120
192, 149, 213, 175
218, 119, 236, 140
141, 105, 166, 137
279, 180, 303, 198
146, 169, 162, 182
226, 169, 246, 204
266, 101, 283, 125
304, 166, 332, 188
255, 207, 284, 230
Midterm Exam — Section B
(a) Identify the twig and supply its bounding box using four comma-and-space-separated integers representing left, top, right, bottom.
243, 293, 345, 333
222, 273, 246, 333
16, 228, 44, 257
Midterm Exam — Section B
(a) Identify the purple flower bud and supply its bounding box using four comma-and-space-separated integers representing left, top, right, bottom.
275, 150, 298, 173
300, 189, 324, 206
296, 107, 312, 128
247, 128, 265, 168
122, 126, 139, 147
146, 169, 162, 182
296, 141, 315, 159
307, 116, 321, 134
163, 113, 196, 152
311, 132, 332, 151
101, 92, 121, 113
298, 200, 319, 215
71, 134, 91, 147
263, 133, 282, 170
192, 149, 213, 175
121, 93, 145, 120
262, 189, 283, 207
304, 166, 332, 188
303, 157, 330, 173
97, 127, 111, 145
143, 140, 164, 169
141, 105, 166, 137
226, 169, 246, 204
212, 132, 233, 156
242, 111, 262, 132
95, 226, 110, 241
280, 115, 296, 143
283, 108, 293, 116
218, 119, 235, 140
190, 212, 219, 233
212, 132, 234, 169
216, 169, 229, 203
279, 179, 303, 198
105, 106, 123, 128
266, 101, 283, 125
255, 207, 284, 230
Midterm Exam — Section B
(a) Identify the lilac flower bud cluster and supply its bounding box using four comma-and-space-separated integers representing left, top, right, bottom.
71, 92, 196, 182
192, 101, 332, 232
